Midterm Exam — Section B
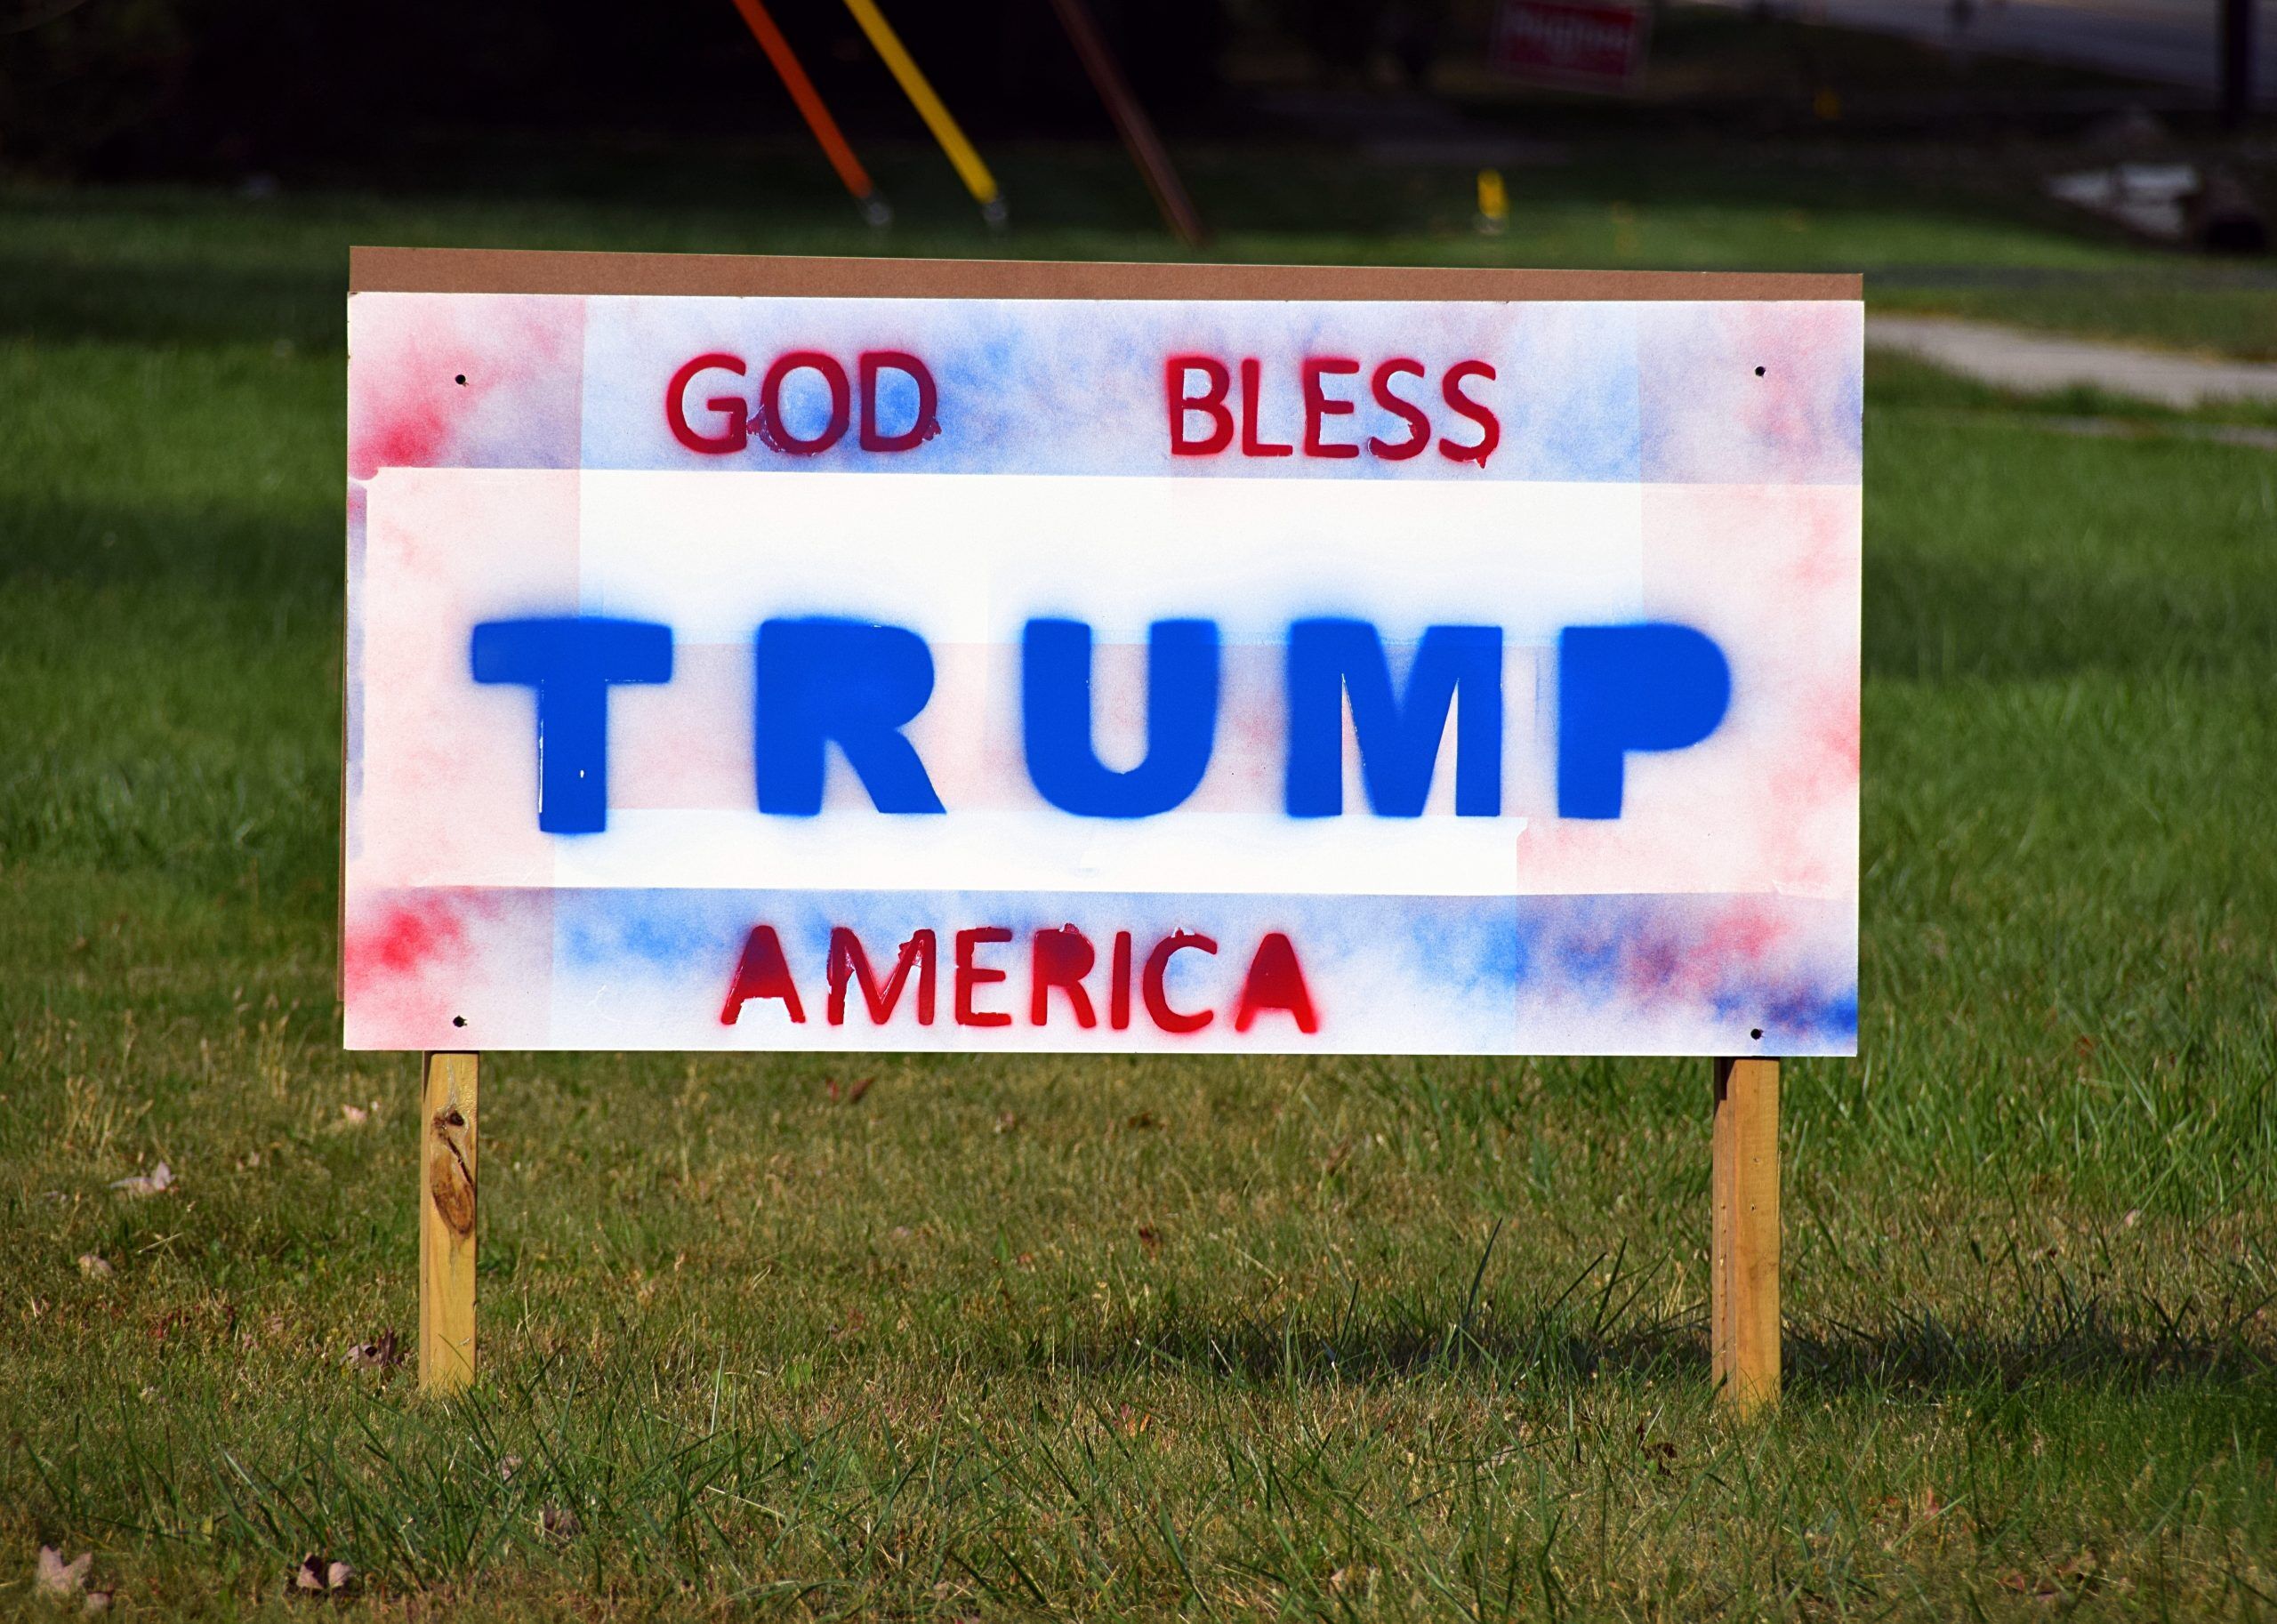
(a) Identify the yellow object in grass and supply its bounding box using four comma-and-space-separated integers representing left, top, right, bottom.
1476, 168, 1509, 235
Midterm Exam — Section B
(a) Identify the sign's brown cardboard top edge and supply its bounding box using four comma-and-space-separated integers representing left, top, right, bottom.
349, 246, 1862, 302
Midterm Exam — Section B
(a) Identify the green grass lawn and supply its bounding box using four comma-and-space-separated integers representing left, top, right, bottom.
3, 163, 2275, 1619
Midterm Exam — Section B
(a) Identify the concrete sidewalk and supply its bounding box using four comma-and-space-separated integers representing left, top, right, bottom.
1866, 313, 2277, 408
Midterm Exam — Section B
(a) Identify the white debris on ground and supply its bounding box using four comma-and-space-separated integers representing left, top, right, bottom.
2045, 164, 2199, 240
108, 1161, 173, 1197
1867, 315, 2277, 409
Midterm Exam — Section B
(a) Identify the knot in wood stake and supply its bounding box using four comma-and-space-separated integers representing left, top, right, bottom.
428, 1107, 476, 1239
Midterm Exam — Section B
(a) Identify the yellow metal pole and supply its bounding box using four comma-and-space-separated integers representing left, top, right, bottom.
840, 0, 1003, 221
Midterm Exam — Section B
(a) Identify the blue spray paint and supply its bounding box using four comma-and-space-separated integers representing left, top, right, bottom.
1557, 623, 1731, 819
470, 615, 673, 834
1022, 617, 1219, 817
755, 617, 944, 815
1285, 619, 1502, 817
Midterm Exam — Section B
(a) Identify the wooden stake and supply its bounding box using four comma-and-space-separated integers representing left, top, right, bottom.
419, 1051, 479, 1393
1711, 1056, 1779, 1412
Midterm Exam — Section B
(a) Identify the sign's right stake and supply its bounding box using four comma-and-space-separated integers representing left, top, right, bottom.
418, 1050, 479, 1394
1710, 1056, 1780, 1412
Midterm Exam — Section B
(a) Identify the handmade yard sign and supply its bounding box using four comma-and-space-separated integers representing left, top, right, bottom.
1489, 0, 1652, 94
345, 250, 1863, 1403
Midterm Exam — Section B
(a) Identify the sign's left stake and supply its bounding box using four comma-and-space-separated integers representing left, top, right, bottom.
419, 1051, 479, 1392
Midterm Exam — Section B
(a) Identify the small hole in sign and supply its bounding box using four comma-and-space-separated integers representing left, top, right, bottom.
452, 1015, 467, 1028
1753, 366, 1766, 377
455, 374, 467, 386
1750, 1027, 1764, 1040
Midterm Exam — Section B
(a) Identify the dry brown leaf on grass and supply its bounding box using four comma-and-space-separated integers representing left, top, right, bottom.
109, 1162, 173, 1196
1999, 1568, 2064, 1601
36, 1548, 90, 1600
291, 1555, 355, 1596
35, 1547, 113, 1612
342, 1329, 403, 1371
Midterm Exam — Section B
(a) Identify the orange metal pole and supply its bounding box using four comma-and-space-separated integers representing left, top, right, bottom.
728, 0, 887, 220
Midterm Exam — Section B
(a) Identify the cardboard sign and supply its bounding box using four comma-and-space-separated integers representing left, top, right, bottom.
1489, 0, 1651, 92
344, 253, 1861, 1057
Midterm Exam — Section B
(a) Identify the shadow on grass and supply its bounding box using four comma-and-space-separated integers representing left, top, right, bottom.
1861, 517, 2277, 685
1777, 1315, 2277, 1396
0, 496, 343, 595
1035, 1299, 2276, 1399
0, 245, 348, 353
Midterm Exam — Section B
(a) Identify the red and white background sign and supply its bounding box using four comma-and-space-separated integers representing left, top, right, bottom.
1490, 0, 1652, 92
342, 255, 1861, 1057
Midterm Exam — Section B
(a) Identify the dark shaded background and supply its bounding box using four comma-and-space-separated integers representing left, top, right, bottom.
3, 0, 1258, 175
4, 0, 2269, 270
16, 0, 2262, 181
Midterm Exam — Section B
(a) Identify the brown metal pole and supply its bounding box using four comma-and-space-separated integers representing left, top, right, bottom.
1043, 0, 1207, 246
2221, 0, 2256, 129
